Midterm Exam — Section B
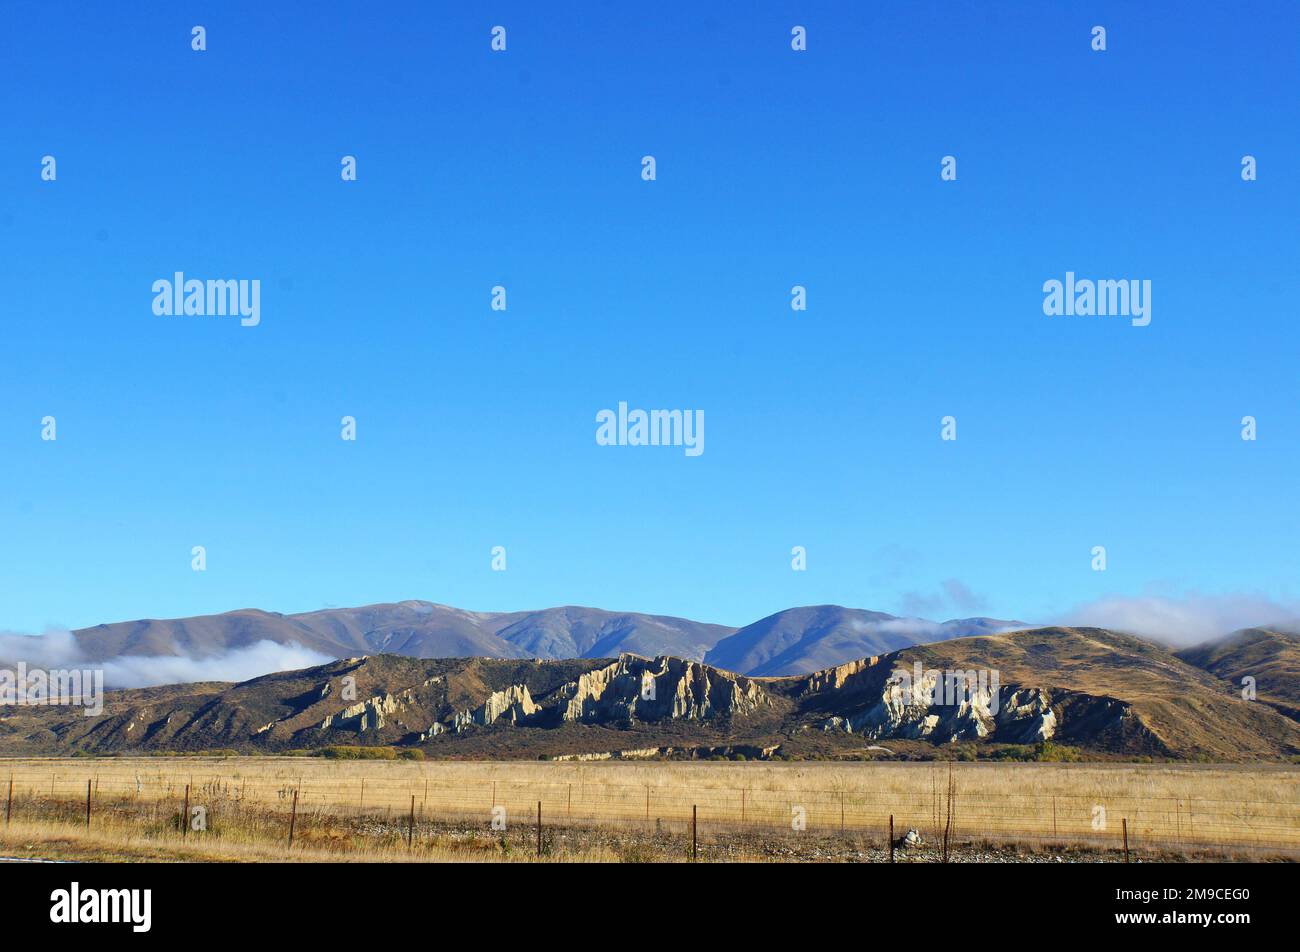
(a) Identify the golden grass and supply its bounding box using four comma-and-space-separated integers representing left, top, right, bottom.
0, 817, 636, 863
2, 758, 1296, 859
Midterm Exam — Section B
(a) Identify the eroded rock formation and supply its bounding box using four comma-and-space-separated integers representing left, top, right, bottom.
454, 684, 538, 731
816, 666, 1060, 744
556, 654, 768, 724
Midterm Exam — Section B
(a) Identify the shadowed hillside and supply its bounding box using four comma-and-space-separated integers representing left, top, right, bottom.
703, 605, 1028, 676
64, 601, 1025, 678
70, 602, 735, 668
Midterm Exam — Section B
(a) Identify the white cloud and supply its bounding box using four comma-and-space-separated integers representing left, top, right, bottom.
0, 628, 333, 688
858, 617, 944, 638
1060, 591, 1300, 646
0, 628, 84, 669
99, 642, 335, 688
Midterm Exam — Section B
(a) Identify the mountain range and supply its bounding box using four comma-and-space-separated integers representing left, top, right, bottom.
67, 601, 1030, 678
5, 625, 1298, 762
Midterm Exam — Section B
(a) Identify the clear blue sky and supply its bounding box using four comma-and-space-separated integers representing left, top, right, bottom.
2, 1, 1297, 633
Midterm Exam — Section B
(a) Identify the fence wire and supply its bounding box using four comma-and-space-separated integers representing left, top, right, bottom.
4, 760, 1297, 857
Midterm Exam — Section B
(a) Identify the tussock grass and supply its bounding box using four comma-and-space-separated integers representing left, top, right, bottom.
1, 758, 1295, 860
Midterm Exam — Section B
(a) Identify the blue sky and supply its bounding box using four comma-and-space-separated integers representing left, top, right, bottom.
2, 1, 1297, 634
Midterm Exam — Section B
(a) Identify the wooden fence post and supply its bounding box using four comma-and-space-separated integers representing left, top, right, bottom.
85, 779, 92, 828
536, 801, 542, 858
1122, 817, 1129, 863
889, 814, 895, 863
692, 804, 698, 862
407, 795, 415, 849
6, 775, 12, 825
182, 784, 190, 837
288, 789, 299, 849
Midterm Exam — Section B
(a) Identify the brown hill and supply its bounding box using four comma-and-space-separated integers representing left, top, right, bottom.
2, 628, 1296, 762
1177, 627, 1300, 721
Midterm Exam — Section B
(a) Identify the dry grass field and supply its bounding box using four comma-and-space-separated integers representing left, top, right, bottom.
1, 757, 1296, 862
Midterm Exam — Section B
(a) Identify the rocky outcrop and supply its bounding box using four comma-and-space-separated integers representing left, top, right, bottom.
558, 661, 626, 722
316, 676, 442, 733
556, 654, 768, 724
454, 684, 538, 731
800, 657, 879, 695
817, 663, 1057, 744
322, 688, 414, 732
995, 688, 1057, 743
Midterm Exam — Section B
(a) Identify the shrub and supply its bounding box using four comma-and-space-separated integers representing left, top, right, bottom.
989, 741, 1084, 763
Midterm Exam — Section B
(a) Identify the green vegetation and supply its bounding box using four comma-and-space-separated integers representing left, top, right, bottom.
316, 746, 397, 760
989, 741, 1084, 763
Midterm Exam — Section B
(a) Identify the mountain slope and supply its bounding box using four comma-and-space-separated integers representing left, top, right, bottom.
703, 605, 1029, 676
492, 606, 732, 661
71, 609, 352, 659
1177, 627, 1300, 720
76, 601, 1018, 676
8, 627, 1295, 762
875, 627, 1300, 759
71, 601, 733, 669
287, 602, 528, 659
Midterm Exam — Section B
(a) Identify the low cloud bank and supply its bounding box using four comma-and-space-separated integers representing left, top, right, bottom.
853, 617, 944, 637
852, 617, 949, 639
848, 616, 1024, 642
1060, 591, 1300, 647
0, 628, 334, 688
99, 642, 336, 687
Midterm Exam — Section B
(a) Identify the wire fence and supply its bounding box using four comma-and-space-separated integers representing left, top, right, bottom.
4, 760, 1298, 858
